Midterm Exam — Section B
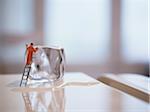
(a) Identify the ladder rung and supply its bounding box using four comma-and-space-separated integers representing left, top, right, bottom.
23, 75, 28, 78
20, 64, 31, 87
25, 66, 31, 69
25, 69, 29, 72
23, 73, 28, 76
23, 75, 28, 77
22, 81, 27, 83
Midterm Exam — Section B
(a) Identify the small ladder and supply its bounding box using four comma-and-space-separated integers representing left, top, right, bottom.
22, 93, 33, 112
20, 65, 31, 87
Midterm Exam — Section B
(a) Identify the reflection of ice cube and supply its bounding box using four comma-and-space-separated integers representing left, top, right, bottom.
22, 87, 65, 112
29, 46, 65, 82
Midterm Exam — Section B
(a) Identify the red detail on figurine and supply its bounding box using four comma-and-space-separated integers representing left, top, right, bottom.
26, 43, 38, 65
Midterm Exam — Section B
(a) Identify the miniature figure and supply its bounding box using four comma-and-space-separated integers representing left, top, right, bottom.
26, 43, 38, 65
20, 43, 38, 86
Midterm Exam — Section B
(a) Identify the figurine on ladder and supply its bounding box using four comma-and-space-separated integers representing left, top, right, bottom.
20, 43, 38, 87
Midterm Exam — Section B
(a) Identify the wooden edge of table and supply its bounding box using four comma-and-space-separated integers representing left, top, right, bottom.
98, 75, 150, 103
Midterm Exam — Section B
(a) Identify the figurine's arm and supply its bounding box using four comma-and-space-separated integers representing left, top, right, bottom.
33, 47, 38, 52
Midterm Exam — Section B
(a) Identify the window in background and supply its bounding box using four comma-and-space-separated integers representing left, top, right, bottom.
44, 0, 111, 65
0, 0, 37, 73
0, 0, 35, 63
121, 0, 148, 63
0, 0, 34, 34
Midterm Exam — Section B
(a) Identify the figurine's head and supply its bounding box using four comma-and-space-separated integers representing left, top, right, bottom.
30, 43, 33, 46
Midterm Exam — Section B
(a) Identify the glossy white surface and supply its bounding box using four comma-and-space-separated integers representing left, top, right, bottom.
0, 72, 149, 112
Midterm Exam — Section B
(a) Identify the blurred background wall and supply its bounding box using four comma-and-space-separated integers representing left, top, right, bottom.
0, 0, 149, 78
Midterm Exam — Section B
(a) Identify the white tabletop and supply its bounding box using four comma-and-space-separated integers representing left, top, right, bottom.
0, 72, 149, 112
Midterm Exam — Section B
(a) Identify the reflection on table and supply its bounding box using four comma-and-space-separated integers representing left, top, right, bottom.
0, 72, 149, 112
22, 88, 65, 112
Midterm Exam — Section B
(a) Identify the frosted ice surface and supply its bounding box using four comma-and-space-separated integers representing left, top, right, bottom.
30, 47, 65, 82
